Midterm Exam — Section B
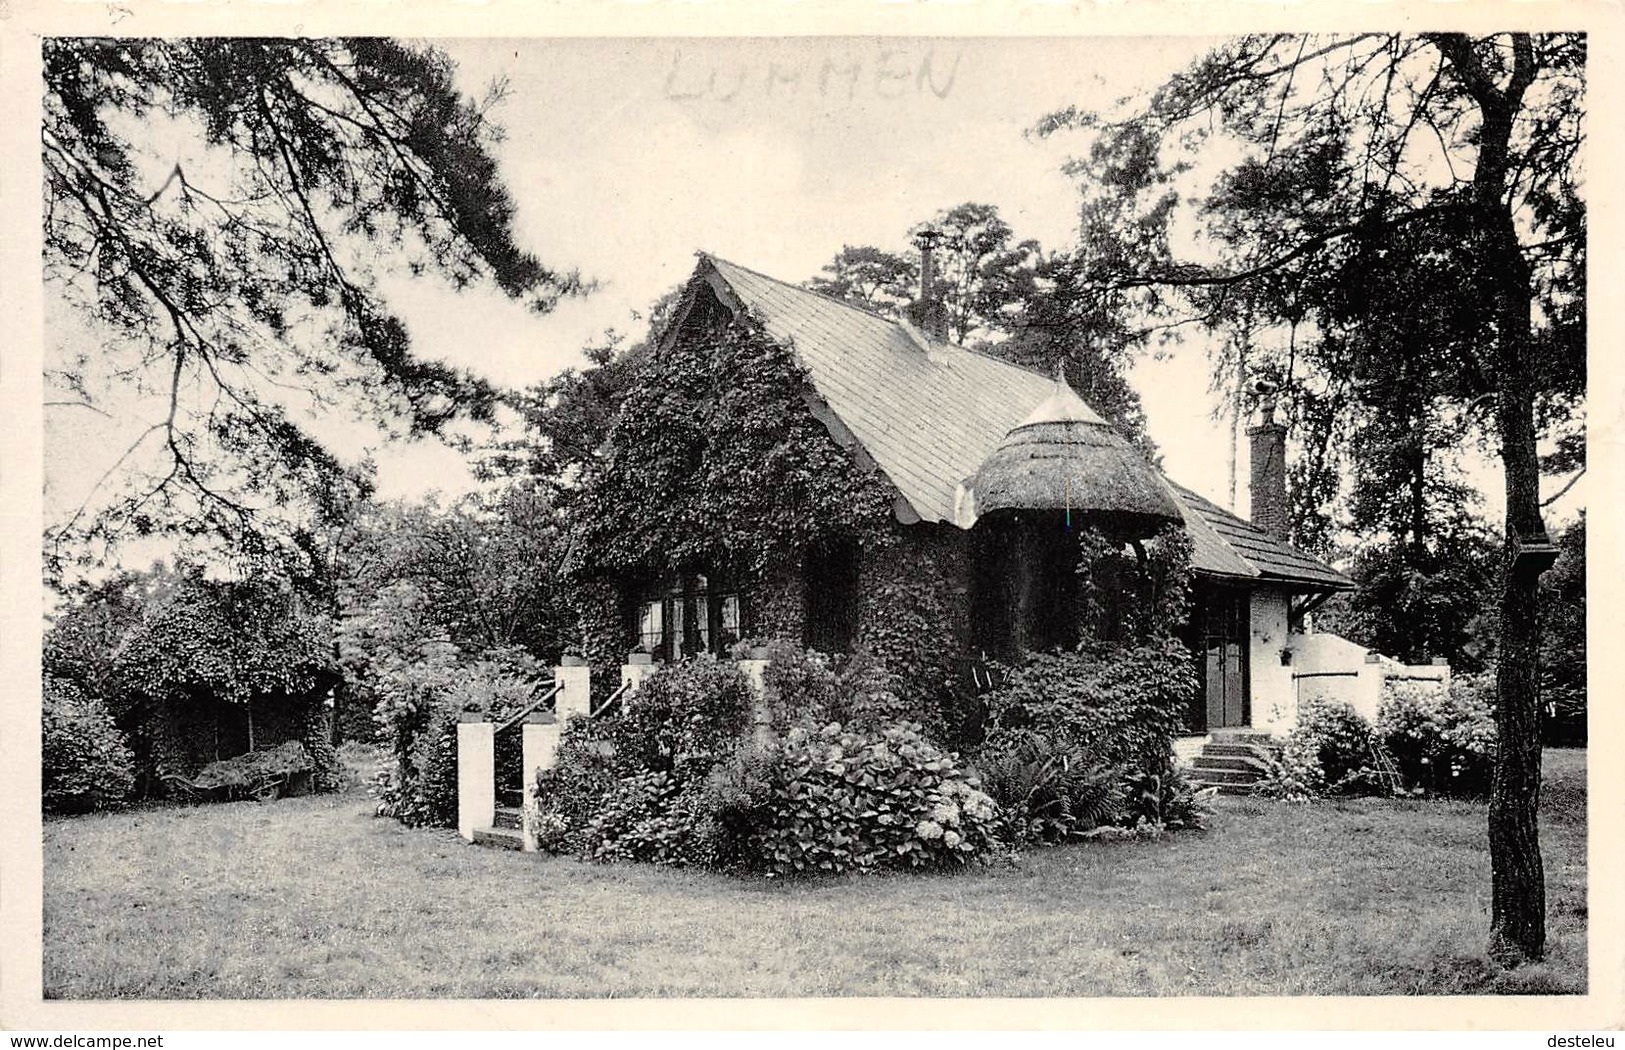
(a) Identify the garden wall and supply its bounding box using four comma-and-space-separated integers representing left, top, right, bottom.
1288, 630, 1450, 722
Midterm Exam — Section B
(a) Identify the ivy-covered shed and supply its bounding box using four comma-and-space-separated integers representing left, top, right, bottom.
567, 254, 1352, 737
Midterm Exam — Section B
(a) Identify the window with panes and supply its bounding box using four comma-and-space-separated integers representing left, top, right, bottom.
634, 573, 745, 661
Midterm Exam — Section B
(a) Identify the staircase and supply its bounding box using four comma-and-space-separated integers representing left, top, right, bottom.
472, 788, 525, 850
1185, 730, 1277, 795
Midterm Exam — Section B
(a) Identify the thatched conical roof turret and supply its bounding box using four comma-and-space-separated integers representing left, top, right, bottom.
966, 366, 1183, 534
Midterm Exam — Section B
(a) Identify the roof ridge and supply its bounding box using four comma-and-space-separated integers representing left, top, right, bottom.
704, 253, 901, 327
1170, 481, 1352, 588
705, 253, 1054, 384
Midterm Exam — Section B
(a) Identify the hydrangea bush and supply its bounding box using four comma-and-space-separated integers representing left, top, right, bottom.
1377, 675, 1497, 797
733, 720, 1000, 875
533, 652, 1004, 874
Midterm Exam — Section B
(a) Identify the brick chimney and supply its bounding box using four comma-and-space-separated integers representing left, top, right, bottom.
913, 229, 949, 341
1248, 391, 1289, 539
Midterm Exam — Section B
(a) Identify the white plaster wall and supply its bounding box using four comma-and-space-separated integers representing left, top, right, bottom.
1287, 631, 1379, 720
1286, 632, 1449, 723
1249, 589, 1295, 733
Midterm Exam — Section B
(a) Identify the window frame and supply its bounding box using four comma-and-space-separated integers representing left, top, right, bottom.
633, 572, 746, 661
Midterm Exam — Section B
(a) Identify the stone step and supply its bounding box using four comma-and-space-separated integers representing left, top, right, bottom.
1201, 742, 1275, 759
1193, 754, 1269, 773
1208, 730, 1276, 745
1184, 766, 1260, 786
492, 806, 521, 830
472, 826, 523, 851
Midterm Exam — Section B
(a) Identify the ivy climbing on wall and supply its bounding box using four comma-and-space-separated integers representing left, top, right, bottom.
569, 304, 896, 583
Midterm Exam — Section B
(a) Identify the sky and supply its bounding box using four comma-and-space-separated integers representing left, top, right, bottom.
43, 35, 1582, 566
388, 36, 1254, 505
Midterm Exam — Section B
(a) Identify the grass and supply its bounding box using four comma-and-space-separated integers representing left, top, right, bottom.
41, 749, 1587, 999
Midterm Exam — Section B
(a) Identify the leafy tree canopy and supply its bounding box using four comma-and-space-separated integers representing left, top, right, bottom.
1037, 31, 1585, 965
492, 287, 685, 490
44, 37, 585, 584
337, 484, 573, 662
807, 245, 918, 317
803, 203, 1155, 449
45, 565, 337, 714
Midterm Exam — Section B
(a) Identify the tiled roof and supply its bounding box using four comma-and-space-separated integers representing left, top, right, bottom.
700, 255, 1349, 592
1171, 484, 1352, 591
706, 257, 1065, 523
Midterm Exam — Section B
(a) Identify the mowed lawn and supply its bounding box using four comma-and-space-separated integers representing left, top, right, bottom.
41, 750, 1587, 999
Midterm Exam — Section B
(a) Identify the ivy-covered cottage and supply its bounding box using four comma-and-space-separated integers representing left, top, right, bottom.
558, 251, 1412, 753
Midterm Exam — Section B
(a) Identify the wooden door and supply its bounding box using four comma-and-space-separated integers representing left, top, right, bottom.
1199, 587, 1250, 729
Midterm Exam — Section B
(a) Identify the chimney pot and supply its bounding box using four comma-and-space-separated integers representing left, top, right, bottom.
1248, 407, 1289, 540
913, 229, 949, 341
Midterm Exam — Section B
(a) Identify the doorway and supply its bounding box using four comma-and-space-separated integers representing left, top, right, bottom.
1195, 584, 1250, 730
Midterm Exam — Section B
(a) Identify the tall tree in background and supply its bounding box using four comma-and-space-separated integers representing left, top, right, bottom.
1039, 33, 1584, 963
909, 202, 1043, 345
806, 245, 918, 316
43, 38, 584, 585
495, 287, 684, 493
804, 203, 1154, 448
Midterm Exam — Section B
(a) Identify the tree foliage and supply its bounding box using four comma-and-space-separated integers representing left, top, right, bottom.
42, 674, 138, 813
907, 203, 1042, 345
44, 37, 584, 582
1039, 32, 1584, 964
1314, 526, 1502, 671
806, 245, 918, 317
804, 202, 1154, 448
338, 485, 572, 660
43, 565, 340, 794
493, 288, 683, 490
45, 566, 337, 713
1537, 515, 1585, 746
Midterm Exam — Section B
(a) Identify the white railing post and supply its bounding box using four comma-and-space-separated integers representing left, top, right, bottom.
519, 711, 560, 853
456, 715, 495, 842
554, 658, 592, 722
620, 653, 660, 708
736, 653, 771, 748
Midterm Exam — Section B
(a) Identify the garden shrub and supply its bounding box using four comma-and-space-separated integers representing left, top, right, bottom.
43, 674, 135, 814
371, 650, 544, 828
757, 640, 906, 733
534, 650, 1015, 875
1253, 735, 1323, 802
969, 636, 1202, 836
532, 656, 755, 859
712, 720, 1000, 875
1378, 675, 1497, 797
1257, 699, 1400, 801
1120, 765, 1214, 833
614, 655, 756, 785
969, 730, 1124, 844
577, 771, 718, 867
978, 636, 1195, 784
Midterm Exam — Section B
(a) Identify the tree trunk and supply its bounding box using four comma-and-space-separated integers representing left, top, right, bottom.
1430, 31, 1549, 966
1488, 210, 1547, 966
